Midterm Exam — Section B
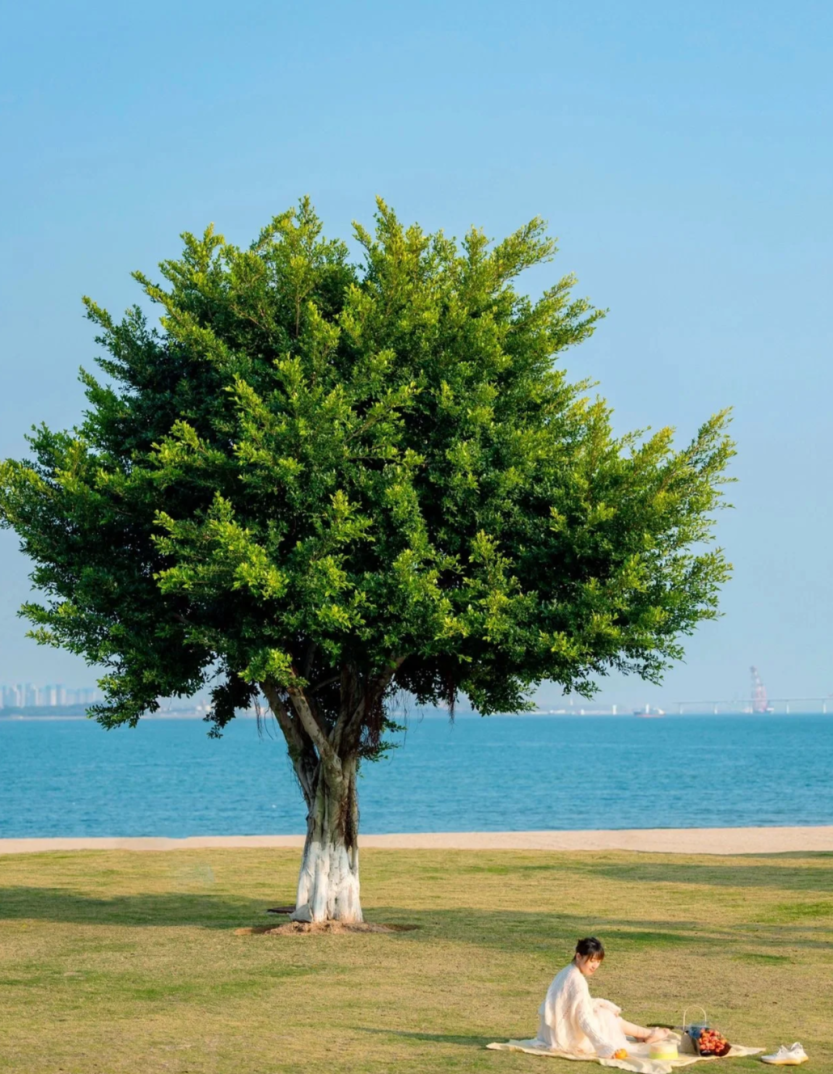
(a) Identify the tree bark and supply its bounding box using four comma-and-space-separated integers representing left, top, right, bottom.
291, 754, 361, 923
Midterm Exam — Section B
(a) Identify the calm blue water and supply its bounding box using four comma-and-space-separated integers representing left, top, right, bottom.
0, 714, 831, 838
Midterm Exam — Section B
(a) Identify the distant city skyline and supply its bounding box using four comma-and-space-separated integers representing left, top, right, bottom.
1, 649, 824, 712
0, 682, 101, 708
2, 676, 830, 719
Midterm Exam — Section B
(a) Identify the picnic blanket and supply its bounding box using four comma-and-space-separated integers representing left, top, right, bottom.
486, 1032, 763, 1074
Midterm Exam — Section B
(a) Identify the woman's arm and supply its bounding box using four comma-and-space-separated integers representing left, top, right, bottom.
573, 981, 619, 1058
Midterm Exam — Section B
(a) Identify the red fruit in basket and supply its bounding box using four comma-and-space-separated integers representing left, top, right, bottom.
699, 1029, 728, 1056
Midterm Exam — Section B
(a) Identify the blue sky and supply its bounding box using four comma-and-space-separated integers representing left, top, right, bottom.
1, 0, 831, 708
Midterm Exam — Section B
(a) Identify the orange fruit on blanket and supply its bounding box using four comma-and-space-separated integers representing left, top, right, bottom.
613, 1049, 629, 1060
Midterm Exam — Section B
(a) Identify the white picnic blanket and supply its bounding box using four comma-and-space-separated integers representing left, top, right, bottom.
487, 1033, 762, 1074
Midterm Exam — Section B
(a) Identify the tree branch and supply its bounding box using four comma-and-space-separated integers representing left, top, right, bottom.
309, 672, 340, 694
302, 640, 318, 679
287, 679, 341, 777
331, 663, 360, 755
335, 656, 407, 755
260, 681, 302, 752
261, 680, 319, 807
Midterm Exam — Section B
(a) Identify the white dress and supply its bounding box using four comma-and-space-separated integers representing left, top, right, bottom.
537, 963, 629, 1058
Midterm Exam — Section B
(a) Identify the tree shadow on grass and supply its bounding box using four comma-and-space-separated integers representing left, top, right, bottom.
425, 852, 833, 894
0, 886, 276, 929
370, 905, 719, 944
551, 858, 833, 893
0, 887, 721, 942
367, 906, 833, 954
2, 888, 831, 955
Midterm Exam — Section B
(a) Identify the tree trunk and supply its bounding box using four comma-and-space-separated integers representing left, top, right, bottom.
291, 755, 362, 923
261, 662, 404, 924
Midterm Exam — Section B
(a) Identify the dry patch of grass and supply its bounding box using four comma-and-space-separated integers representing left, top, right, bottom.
0, 848, 831, 1073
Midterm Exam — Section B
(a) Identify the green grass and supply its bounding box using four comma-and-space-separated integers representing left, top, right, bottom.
0, 848, 831, 1073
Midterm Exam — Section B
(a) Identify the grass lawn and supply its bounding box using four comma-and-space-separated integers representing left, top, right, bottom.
0, 848, 831, 1073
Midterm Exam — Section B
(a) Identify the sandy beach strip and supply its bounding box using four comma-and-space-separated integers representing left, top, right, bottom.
1, 826, 832, 855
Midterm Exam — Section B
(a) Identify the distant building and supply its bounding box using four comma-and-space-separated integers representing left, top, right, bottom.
0, 682, 101, 709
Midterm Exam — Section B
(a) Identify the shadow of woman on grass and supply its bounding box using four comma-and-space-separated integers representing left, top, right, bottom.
354, 1026, 494, 1049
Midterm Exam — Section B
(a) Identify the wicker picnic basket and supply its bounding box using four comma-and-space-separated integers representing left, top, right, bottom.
681, 1007, 731, 1057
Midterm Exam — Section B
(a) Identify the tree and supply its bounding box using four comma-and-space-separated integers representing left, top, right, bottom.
0, 199, 734, 922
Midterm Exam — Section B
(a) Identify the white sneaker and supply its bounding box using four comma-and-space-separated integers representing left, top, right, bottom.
761, 1043, 809, 1065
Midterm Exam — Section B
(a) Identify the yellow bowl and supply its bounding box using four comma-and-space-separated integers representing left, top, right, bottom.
649, 1042, 679, 1061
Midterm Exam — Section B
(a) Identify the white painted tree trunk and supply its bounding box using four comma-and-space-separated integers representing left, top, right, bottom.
291, 760, 362, 923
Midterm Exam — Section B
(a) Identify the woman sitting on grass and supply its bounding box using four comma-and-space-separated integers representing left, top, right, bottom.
537, 937, 671, 1060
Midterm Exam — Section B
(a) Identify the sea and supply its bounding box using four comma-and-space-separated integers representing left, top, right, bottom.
1, 714, 831, 838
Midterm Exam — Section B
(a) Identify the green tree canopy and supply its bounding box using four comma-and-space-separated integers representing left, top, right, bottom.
0, 198, 734, 920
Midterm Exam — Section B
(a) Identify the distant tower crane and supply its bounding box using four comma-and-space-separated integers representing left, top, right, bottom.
750, 666, 769, 713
